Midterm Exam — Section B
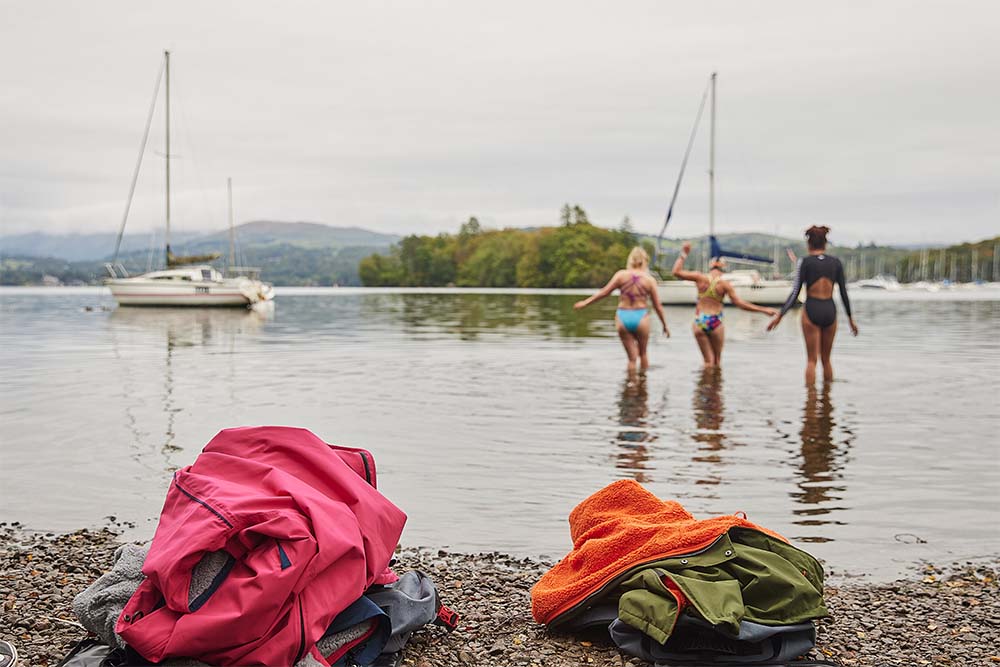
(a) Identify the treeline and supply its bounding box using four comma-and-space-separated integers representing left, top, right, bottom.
0, 245, 380, 286
894, 236, 999, 283
0, 256, 98, 286
359, 206, 653, 288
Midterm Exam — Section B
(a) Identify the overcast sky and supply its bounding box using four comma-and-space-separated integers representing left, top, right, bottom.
1, 1, 997, 245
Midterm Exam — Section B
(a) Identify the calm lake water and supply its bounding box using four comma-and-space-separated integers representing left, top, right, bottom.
2, 287, 998, 580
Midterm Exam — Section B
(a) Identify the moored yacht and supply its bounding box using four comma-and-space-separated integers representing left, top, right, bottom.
105, 51, 273, 307
652, 73, 797, 307
108, 265, 274, 306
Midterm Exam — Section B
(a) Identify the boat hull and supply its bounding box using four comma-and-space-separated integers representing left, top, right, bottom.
658, 278, 798, 306
108, 278, 271, 307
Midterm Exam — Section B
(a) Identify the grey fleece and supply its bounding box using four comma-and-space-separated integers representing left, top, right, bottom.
72, 544, 148, 648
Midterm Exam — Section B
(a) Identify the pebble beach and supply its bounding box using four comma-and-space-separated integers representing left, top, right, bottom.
1, 524, 997, 667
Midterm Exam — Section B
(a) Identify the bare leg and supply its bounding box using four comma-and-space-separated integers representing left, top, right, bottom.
635, 313, 651, 371
692, 322, 716, 367
708, 322, 725, 367
617, 317, 639, 372
820, 318, 838, 383
801, 310, 821, 386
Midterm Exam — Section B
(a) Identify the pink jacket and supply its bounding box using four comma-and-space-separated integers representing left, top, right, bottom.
116, 426, 406, 666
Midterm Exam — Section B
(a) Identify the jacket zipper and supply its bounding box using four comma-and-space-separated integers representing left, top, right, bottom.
173, 473, 232, 528
358, 451, 372, 485
293, 598, 306, 664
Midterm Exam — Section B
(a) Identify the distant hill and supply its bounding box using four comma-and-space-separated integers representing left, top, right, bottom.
896, 235, 999, 282
3, 218, 995, 286
202, 221, 399, 249
0, 221, 401, 286
0, 231, 201, 262
0, 221, 400, 262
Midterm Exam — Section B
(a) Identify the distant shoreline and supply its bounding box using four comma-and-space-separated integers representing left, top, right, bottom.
4, 284, 1000, 301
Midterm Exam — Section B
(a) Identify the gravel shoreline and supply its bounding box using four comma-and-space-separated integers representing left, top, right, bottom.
2, 525, 997, 666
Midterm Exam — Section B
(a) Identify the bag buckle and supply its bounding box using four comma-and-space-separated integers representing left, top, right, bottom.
435, 604, 459, 631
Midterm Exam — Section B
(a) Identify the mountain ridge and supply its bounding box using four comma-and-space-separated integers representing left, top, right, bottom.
0, 221, 401, 262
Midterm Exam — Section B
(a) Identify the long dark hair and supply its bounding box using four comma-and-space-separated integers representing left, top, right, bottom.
805, 225, 830, 250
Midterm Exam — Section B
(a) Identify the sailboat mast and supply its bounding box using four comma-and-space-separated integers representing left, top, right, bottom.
709, 72, 716, 239
164, 50, 171, 266
228, 177, 235, 269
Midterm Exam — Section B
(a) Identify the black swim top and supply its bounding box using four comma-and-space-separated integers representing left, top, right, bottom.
780, 254, 852, 318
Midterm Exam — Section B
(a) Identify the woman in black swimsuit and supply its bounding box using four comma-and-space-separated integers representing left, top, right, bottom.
768, 226, 858, 385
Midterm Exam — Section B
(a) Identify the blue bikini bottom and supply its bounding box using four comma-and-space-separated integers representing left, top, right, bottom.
616, 308, 649, 333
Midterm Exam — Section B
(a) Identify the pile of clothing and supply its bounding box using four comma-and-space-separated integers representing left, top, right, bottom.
531, 480, 828, 665
66, 427, 456, 667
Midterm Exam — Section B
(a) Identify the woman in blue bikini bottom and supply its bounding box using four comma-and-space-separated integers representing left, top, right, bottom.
574, 247, 670, 372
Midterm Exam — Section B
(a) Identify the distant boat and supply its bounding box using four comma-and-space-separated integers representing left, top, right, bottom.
653, 73, 797, 307
907, 280, 940, 292
852, 275, 901, 291
105, 51, 273, 307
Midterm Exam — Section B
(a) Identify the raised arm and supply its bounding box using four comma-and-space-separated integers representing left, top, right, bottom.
726, 283, 778, 316
647, 279, 671, 337
574, 271, 621, 310
837, 259, 858, 335
672, 241, 702, 282
767, 258, 804, 330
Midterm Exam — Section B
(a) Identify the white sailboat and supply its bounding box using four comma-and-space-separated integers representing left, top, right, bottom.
853, 275, 902, 291
105, 51, 273, 307
658, 267, 796, 305
654, 73, 797, 306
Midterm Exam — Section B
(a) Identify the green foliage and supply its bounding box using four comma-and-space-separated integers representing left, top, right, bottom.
894, 235, 1000, 283
1, 244, 383, 287
0, 256, 98, 285
360, 208, 645, 287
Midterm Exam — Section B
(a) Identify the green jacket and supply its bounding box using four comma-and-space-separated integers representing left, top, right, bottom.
616, 527, 827, 645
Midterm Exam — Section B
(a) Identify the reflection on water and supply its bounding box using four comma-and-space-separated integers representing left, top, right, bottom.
612, 371, 659, 482
691, 368, 727, 487
107, 306, 274, 475
1, 288, 998, 578
359, 293, 612, 339
109, 304, 272, 344
792, 385, 854, 542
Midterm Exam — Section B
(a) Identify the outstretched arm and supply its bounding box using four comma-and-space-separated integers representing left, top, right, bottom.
648, 280, 670, 337
726, 283, 778, 316
574, 272, 620, 310
672, 241, 701, 282
767, 258, 804, 331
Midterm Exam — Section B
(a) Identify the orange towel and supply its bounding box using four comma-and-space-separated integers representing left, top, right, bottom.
531, 479, 786, 624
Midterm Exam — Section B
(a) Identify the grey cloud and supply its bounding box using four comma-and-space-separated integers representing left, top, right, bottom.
1, 0, 997, 244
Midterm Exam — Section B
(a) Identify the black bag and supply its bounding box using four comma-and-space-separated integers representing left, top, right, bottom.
56, 639, 151, 667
